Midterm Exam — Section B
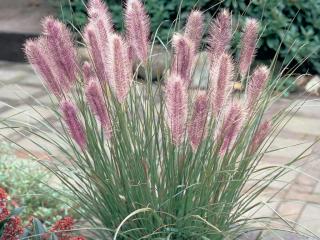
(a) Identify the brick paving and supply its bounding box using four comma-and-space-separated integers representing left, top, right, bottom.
0, 61, 320, 238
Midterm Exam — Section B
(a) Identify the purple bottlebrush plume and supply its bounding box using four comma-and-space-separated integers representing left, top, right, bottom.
88, 0, 113, 25
86, 81, 112, 139
125, 0, 150, 63
108, 34, 133, 103
239, 18, 259, 77
61, 100, 87, 150
208, 9, 232, 60
82, 61, 95, 83
84, 24, 110, 84
166, 75, 188, 145
250, 120, 271, 153
87, 0, 114, 52
42, 17, 78, 86
25, 38, 62, 97
171, 34, 195, 86
184, 10, 204, 51
188, 93, 209, 151
218, 102, 244, 156
247, 65, 269, 112
210, 53, 234, 116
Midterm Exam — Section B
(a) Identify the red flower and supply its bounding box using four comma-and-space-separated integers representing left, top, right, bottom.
69, 236, 86, 240
0, 207, 9, 222
50, 216, 74, 239
0, 187, 8, 207
0, 216, 23, 240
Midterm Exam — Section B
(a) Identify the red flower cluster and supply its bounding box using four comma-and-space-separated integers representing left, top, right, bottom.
50, 216, 86, 240
0, 216, 23, 240
0, 187, 9, 221
0, 188, 23, 240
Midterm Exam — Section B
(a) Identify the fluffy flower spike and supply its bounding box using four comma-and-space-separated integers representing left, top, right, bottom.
250, 120, 271, 153
166, 75, 188, 145
24, 38, 63, 96
88, 0, 113, 25
210, 53, 234, 116
208, 9, 232, 60
84, 25, 110, 84
171, 34, 195, 86
218, 102, 243, 156
185, 10, 204, 51
42, 17, 78, 87
125, 0, 150, 62
188, 93, 209, 151
86, 81, 112, 139
108, 34, 133, 103
239, 18, 259, 77
247, 65, 269, 112
61, 101, 87, 150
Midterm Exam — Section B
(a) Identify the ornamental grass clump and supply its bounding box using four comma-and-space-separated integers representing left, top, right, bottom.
21, 0, 315, 239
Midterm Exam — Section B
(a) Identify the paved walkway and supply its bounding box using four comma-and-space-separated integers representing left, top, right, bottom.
0, 61, 320, 238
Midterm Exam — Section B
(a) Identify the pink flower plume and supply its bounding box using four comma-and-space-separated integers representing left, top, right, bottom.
185, 10, 204, 51
25, 38, 62, 96
61, 100, 87, 150
210, 53, 234, 116
250, 120, 271, 153
247, 65, 269, 112
239, 18, 259, 77
219, 102, 243, 156
42, 17, 78, 86
171, 34, 195, 86
125, 0, 150, 62
208, 9, 232, 60
165, 75, 188, 145
86, 81, 112, 139
84, 24, 109, 84
188, 93, 209, 151
108, 34, 133, 103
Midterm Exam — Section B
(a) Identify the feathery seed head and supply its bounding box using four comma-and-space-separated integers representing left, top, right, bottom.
188, 93, 209, 151
25, 39, 63, 96
185, 10, 204, 51
171, 34, 195, 86
208, 9, 232, 60
210, 53, 234, 116
165, 75, 188, 145
250, 120, 271, 153
42, 17, 78, 85
84, 24, 109, 84
219, 102, 243, 156
247, 65, 269, 111
239, 18, 259, 77
61, 100, 87, 150
108, 34, 133, 103
86, 81, 112, 139
125, 0, 150, 62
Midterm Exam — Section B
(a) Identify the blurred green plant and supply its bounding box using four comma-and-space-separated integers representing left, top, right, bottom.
50, 0, 320, 75
0, 142, 74, 226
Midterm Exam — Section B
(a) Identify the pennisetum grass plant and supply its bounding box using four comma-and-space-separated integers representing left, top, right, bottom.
4, 0, 315, 239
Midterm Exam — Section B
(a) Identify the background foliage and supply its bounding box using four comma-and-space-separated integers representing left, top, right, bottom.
0, 142, 74, 225
50, 0, 320, 75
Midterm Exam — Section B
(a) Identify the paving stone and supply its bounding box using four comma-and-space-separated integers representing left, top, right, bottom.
265, 137, 313, 160
314, 182, 320, 195
0, 69, 30, 84
283, 116, 320, 137
276, 201, 305, 223
0, 84, 43, 101
298, 204, 320, 237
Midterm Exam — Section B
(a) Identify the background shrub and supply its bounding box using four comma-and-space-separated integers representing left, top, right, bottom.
0, 142, 74, 225
50, 0, 320, 75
